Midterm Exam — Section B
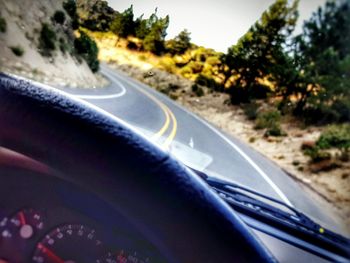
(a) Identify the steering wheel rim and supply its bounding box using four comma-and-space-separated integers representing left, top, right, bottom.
0, 73, 276, 262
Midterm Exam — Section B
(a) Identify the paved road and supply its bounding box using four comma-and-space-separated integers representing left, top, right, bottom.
58, 64, 335, 229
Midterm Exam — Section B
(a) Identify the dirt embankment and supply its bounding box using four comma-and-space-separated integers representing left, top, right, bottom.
109, 63, 350, 233
0, 0, 106, 88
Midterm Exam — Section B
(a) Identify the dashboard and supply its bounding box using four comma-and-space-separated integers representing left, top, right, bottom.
0, 165, 165, 263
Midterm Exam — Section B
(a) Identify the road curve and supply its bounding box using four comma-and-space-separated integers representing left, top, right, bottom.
57, 64, 335, 229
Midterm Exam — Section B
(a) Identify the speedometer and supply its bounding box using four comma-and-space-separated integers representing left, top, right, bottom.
32, 224, 105, 263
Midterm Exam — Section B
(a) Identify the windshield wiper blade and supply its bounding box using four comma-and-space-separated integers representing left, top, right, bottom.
206, 176, 321, 231
194, 172, 350, 260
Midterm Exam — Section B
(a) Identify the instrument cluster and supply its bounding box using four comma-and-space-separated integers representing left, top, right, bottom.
0, 167, 163, 263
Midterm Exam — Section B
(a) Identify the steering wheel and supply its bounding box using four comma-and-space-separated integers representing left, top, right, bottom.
0, 74, 276, 262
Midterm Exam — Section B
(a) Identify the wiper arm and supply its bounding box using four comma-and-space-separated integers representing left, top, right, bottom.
192, 169, 350, 261
206, 176, 322, 233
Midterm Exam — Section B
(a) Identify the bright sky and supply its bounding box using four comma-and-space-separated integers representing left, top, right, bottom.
107, 0, 327, 52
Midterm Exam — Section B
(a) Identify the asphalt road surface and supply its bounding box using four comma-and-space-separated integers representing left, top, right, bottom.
57, 64, 335, 230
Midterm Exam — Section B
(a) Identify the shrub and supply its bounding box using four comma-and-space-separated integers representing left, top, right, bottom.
195, 74, 221, 91
303, 147, 331, 163
168, 83, 180, 92
169, 93, 178, 100
255, 110, 281, 129
63, 0, 79, 29
316, 124, 350, 150
74, 31, 99, 72
265, 125, 285, 137
243, 102, 260, 120
191, 84, 204, 97
63, 0, 76, 18
158, 57, 176, 73
138, 54, 147, 61
10, 46, 24, 56
301, 104, 340, 125
52, 10, 66, 24
229, 84, 270, 104
331, 99, 350, 123
59, 37, 68, 54
0, 16, 6, 33
38, 23, 56, 56
255, 110, 285, 136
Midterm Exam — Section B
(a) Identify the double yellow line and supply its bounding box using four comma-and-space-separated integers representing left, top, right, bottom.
133, 84, 177, 149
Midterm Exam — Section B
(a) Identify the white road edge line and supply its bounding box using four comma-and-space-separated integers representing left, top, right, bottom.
179, 109, 293, 207
7, 73, 151, 149
71, 73, 126, 100
113, 71, 293, 207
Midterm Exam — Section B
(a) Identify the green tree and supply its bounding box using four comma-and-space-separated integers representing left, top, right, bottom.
221, 0, 299, 104
134, 15, 150, 39
166, 29, 191, 55
143, 14, 169, 55
110, 5, 135, 39
74, 31, 99, 72
293, 0, 350, 123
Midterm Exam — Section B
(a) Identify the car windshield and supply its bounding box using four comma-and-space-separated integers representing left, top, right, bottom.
1, 0, 349, 240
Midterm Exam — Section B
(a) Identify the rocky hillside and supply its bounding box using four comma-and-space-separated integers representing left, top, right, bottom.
0, 0, 104, 87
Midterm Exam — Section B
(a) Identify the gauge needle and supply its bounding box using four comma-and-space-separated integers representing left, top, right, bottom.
19, 211, 26, 225
38, 243, 65, 263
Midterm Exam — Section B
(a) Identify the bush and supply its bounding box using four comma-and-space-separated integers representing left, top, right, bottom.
0, 16, 6, 33
158, 57, 176, 73
243, 102, 260, 120
74, 31, 99, 72
316, 124, 350, 150
126, 40, 138, 50
255, 110, 281, 129
38, 23, 56, 56
191, 84, 204, 97
264, 125, 285, 137
168, 83, 180, 92
229, 84, 270, 104
301, 104, 341, 125
10, 46, 24, 56
59, 37, 68, 54
138, 54, 147, 61
195, 74, 222, 91
255, 110, 285, 136
52, 10, 66, 24
303, 147, 331, 163
63, 0, 79, 29
331, 99, 350, 123
169, 93, 179, 100
63, 0, 76, 18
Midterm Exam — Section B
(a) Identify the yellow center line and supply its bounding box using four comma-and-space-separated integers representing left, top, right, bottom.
132, 84, 177, 145
151, 102, 171, 140
162, 106, 178, 149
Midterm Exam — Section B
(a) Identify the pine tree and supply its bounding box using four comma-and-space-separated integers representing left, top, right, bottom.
221, 0, 299, 103
166, 29, 191, 55
143, 14, 169, 55
293, 0, 350, 123
110, 5, 135, 39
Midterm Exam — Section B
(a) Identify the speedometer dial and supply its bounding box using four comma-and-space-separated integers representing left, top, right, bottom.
0, 208, 44, 262
32, 224, 105, 263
